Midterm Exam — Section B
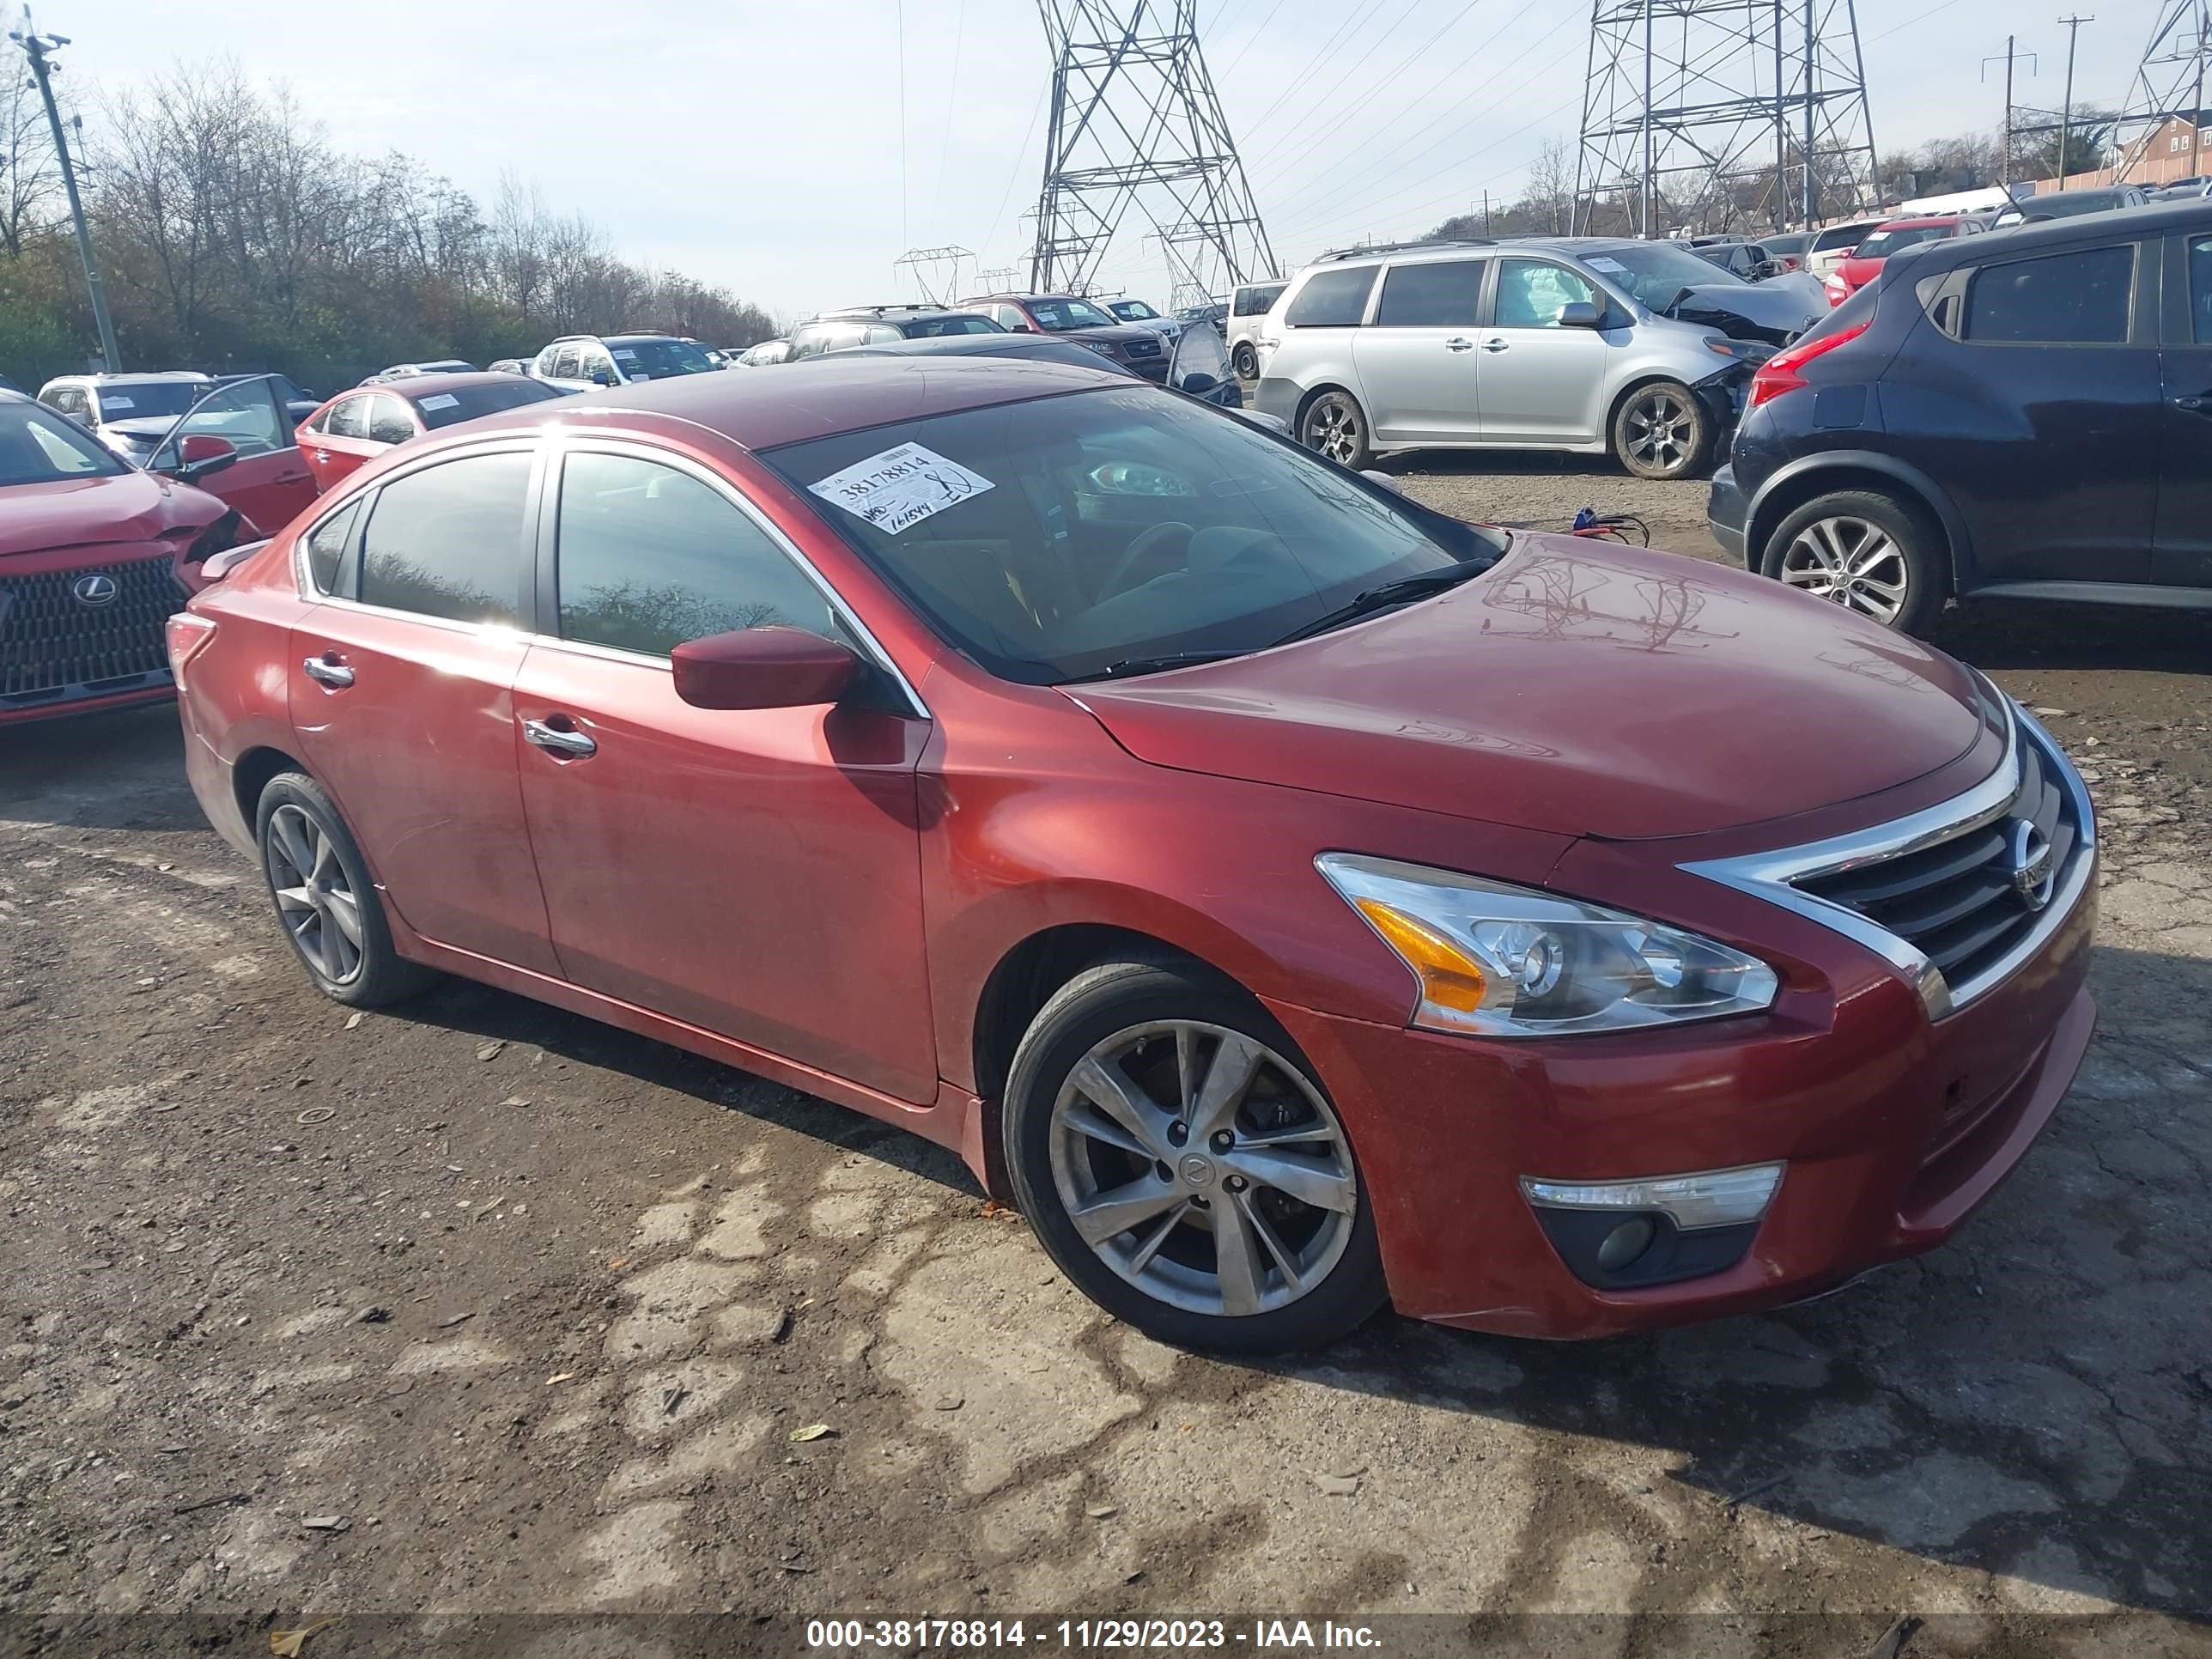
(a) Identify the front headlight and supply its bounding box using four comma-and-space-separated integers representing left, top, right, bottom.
1316, 854, 1778, 1038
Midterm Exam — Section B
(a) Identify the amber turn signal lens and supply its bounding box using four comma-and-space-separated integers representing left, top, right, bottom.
1352, 898, 1489, 1014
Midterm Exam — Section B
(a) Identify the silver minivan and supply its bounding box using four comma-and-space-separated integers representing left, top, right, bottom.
1252, 237, 1820, 479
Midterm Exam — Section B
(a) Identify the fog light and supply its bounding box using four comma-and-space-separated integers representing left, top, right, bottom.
1595, 1216, 1656, 1272
1519, 1162, 1784, 1231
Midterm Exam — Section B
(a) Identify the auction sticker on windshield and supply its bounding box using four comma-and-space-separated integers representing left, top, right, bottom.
417, 394, 459, 411
1587, 257, 1629, 274
809, 443, 996, 536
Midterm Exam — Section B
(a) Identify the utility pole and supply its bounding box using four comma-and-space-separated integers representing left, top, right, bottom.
2057, 15, 2096, 191
1984, 37, 2038, 187
9, 10, 120, 372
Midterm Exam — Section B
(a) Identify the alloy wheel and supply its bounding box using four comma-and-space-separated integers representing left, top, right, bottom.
1778, 515, 1910, 624
1304, 398, 1361, 465
1047, 1019, 1358, 1318
1624, 389, 1693, 474
265, 804, 364, 984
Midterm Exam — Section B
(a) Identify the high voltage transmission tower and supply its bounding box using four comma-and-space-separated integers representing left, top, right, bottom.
2116, 1, 2212, 181
1029, 1, 1277, 300
1574, 0, 1879, 237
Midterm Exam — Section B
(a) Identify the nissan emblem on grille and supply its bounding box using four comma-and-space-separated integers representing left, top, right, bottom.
2009, 818, 2056, 911
71, 574, 119, 607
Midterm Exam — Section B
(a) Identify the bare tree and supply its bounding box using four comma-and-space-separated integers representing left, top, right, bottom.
0, 55, 58, 257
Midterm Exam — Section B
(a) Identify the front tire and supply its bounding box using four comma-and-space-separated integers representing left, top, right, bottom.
1612, 380, 1714, 480
1232, 341, 1258, 380
1761, 489, 1945, 635
1299, 389, 1374, 471
1002, 958, 1387, 1353
256, 772, 434, 1007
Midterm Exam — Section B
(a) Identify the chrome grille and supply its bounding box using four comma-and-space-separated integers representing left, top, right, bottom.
0, 554, 188, 707
1124, 336, 1162, 358
1683, 700, 2095, 1018
1796, 733, 2078, 988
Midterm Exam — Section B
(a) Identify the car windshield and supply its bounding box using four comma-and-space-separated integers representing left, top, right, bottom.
1580, 242, 1745, 306
762, 386, 1502, 684
906, 314, 1002, 337
609, 338, 718, 378
1111, 301, 1162, 320
414, 380, 564, 428
1855, 224, 1954, 258
94, 383, 202, 422
1027, 298, 1118, 331
2, 401, 130, 484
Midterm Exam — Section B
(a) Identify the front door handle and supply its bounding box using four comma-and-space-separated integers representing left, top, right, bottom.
301, 653, 353, 689
1480, 337, 1510, 353
523, 717, 598, 759
2174, 393, 2210, 414
1444, 337, 1474, 352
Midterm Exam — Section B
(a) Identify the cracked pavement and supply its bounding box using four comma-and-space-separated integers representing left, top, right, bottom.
2, 497, 2209, 1656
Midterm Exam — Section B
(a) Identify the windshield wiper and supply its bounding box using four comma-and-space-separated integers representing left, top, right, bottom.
1065, 649, 1251, 684
1269, 559, 1491, 647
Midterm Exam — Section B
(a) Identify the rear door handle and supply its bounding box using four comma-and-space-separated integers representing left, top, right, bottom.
301, 653, 353, 689
1444, 337, 1474, 352
313, 450, 331, 464
1480, 338, 1510, 353
2174, 394, 2210, 414
523, 717, 598, 759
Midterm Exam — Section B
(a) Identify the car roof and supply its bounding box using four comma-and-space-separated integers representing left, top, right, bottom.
1869, 216, 1960, 229
46, 370, 210, 386
378, 371, 548, 401
1893, 195, 2206, 275
453, 353, 1131, 452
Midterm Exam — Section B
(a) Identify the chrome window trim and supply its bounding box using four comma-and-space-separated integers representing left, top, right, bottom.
543, 434, 932, 721
1682, 696, 2095, 1020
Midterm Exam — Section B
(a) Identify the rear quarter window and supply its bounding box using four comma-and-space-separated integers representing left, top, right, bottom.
1963, 245, 2135, 344
1283, 267, 1378, 327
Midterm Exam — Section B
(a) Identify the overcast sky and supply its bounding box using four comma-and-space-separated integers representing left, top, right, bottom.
40, 0, 2168, 320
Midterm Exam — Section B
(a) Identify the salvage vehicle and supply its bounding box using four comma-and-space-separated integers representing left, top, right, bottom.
1227, 281, 1288, 379
295, 372, 563, 492
1253, 236, 1816, 480
1711, 198, 2212, 632
1824, 215, 1985, 307
172, 357, 2096, 1352
1, 388, 254, 726
785, 307, 1006, 360
38, 371, 212, 456
529, 333, 719, 392
958, 293, 1172, 382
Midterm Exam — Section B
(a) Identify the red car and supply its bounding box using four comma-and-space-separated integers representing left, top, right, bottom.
2, 389, 262, 726
1823, 215, 1984, 306
170, 359, 2097, 1351
295, 372, 564, 493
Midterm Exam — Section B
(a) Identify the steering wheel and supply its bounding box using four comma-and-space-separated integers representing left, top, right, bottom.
1100, 520, 1196, 599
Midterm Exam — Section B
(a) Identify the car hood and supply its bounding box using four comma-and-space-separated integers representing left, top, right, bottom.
1065, 535, 1987, 842
1053, 322, 1169, 350
1665, 277, 1824, 344
1836, 254, 1886, 285
0, 471, 222, 558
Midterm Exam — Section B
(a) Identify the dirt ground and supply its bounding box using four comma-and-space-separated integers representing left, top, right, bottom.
3, 465, 2209, 1658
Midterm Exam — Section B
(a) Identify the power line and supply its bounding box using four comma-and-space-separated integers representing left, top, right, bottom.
926, 0, 971, 233
980, 82, 1049, 259
896, 0, 909, 250
1245, 0, 1479, 183
1215, 0, 1297, 81
1237, 0, 1392, 145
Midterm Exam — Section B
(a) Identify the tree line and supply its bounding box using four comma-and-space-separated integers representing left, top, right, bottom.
1, 60, 781, 391
1420, 114, 2121, 245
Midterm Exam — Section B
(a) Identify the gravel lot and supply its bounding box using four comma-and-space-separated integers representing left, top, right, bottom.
3, 465, 2209, 1656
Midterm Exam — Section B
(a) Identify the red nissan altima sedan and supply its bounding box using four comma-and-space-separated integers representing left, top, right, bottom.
168, 358, 2096, 1351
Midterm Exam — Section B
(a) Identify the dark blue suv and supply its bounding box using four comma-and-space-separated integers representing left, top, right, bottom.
1709, 198, 2212, 634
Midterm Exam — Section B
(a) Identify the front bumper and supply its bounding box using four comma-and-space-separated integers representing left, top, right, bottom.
1707, 463, 1751, 562
1263, 708, 2100, 1340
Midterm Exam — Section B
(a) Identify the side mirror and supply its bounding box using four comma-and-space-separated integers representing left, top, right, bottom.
672, 626, 859, 711
1177, 371, 1219, 398
590, 367, 615, 386
166, 434, 239, 480
1556, 301, 1604, 330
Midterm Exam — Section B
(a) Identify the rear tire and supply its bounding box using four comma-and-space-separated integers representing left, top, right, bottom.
1612, 380, 1714, 481
1760, 488, 1945, 636
1002, 958, 1388, 1353
255, 772, 435, 1007
1232, 341, 1259, 380
1299, 389, 1374, 471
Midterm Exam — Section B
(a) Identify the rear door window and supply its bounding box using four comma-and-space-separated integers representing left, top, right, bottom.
1374, 259, 1488, 327
357, 451, 535, 627
1964, 246, 2136, 344
1282, 267, 1378, 327
2191, 236, 2212, 343
368, 395, 416, 446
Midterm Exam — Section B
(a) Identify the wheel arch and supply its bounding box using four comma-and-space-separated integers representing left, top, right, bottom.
1292, 381, 1363, 432
1745, 452, 1970, 592
232, 744, 310, 832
